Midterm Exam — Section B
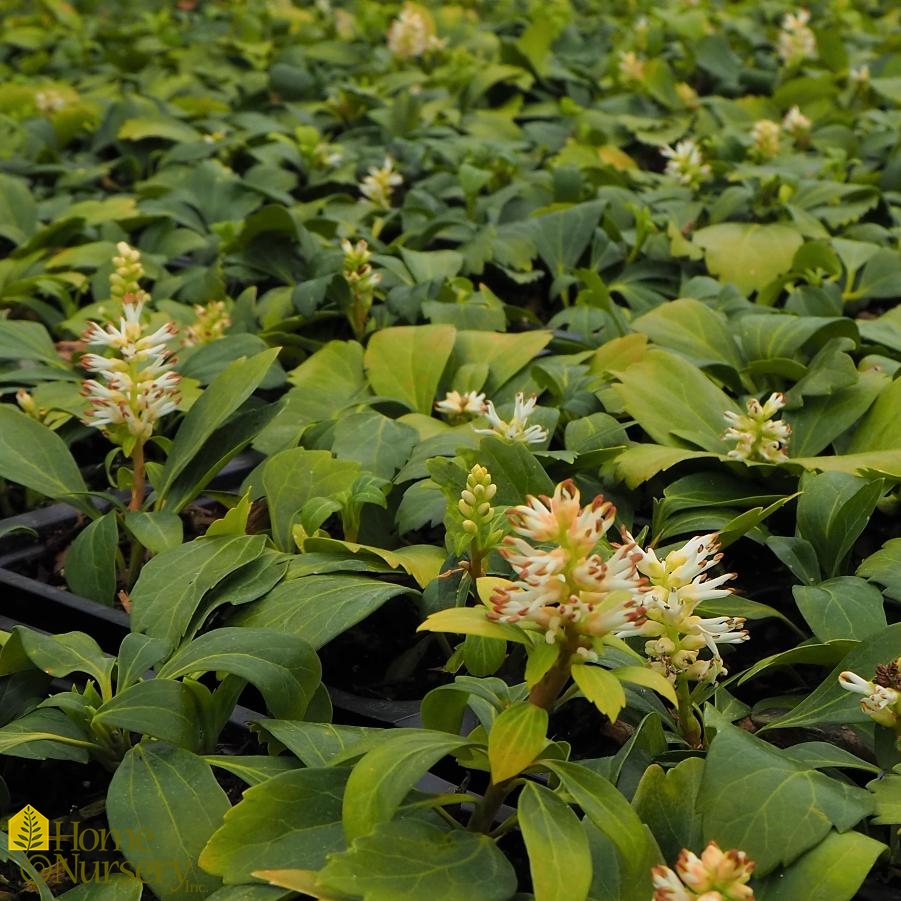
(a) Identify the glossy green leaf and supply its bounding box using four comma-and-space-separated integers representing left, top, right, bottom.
847, 374, 901, 453
612, 350, 738, 452
64, 511, 119, 604
318, 819, 517, 901
0, 627, 113, 685
342, 730, 470, 842
0, 406, 91, 515
200, 768, 349, 884
262, 449, 360, 551
452, 330, 553, 394
203, 754, 299, 787
364, 324, 456, 414
692, 223, 804, 294
793, 577, 886, 642
755, 830, 885, 901
857, 537, 901, 600
107, 744, 229, 900
157, 628, 321, 720
699, 724, 872, 875
761, 623, 901, 731
158, 349, 279, 505
58, 876, 144, 900
487, 701, 548, 783
0, 707, 93, 761
796, 471, 883, 578
543, 761, 650, 870
130, 535, 268, 646
331, 411, 419, 480
519, 782, 592, 901
93, 680, 201, 748
572, 665, 627, 722
460, 435, 554, 505
254, 721, 378, 768
231, 574, 415, 649
124, 511, 184, 555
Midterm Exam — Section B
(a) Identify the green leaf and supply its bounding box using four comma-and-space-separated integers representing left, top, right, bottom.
231, 574, 415, 650
793, 577, 886, 642
418, 606, 530, 645
761, 623, 901, 731
158, 349, 279, 506
64, 511, 119, 604
130, 535, 268, 646
699, 724, 873, 875
755, 830, 885, 901
199, 767, 349, 884
632, 298, 744, 372
318, 819, 517, 901
632, 759, 705, 865
331, 411, 419, 480
342, 730, 470, 842
262, 449, 360, 551
796, 471, 883, 578
253, 721, 378, 768
93, 680, 201, 748
847, 374, 901, 453
462, 635, 507, 677
203, 754, 299, 787
107, 744, 229, 900
0, 320, 65, 366
59, 876, 143, 901
857, 537, 901, 601
116, 633, 171, 693
460, 436, 554, 505
692, 223, 804, 294
118, 117, 203, 143
0, 707, 93, 761
529, 201, 605, 276
204, 887, 291, 901
0, 627, 113, 685
612, 666, 677, 707
399, 248, 464, 283
870, 770, 901, 825
157, 628, 321, 720
124, 511, 184, 555
364, 325, 456, 414
518, 782, 592, 901
0, 406, 91, 515
612, 350, 738, 452
452, 330, 553, 395
0, 174, 38, 245
487, 701, 548, 783
543, 760, 651, 870
847, 247, 901, 301
572, 664, 627, 721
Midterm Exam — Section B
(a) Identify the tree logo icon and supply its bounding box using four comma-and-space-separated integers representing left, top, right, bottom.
9, 805, 49, 851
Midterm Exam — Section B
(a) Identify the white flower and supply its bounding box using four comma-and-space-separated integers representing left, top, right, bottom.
487, 480, 648, 646
781, 106, 812, 141
839, 664, 901, 729
387, 4, 444, 60
435, 390, 488, 417
653, 842, 756, 901
750, 119, 781, 160
723, 393, 791, 463
359, 157, 403, 208
661, 139, 711, 189
474, 392, 548, 445
777, 9, 816, 65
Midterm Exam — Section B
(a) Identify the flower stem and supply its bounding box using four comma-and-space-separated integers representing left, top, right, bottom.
676, 675, 703, 748
467, 780, 510, 834
129, 440, 145, 512
528, 631, 579, 711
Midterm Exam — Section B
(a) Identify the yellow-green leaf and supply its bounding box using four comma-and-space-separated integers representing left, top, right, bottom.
417, 608, 529, 645
571, 665, 627, 721
488, 701, 548, 783
612, 666, 677, 706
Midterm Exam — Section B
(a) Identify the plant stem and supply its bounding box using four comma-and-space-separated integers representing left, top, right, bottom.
676, 675, 703, 749
467, 780, 510, 834
129, 440, 145, 512
528, 630, 579, 711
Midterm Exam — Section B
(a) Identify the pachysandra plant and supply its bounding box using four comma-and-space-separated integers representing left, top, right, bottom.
447, 463, 505, 581
722, 392, 791, 463
81, 242, 181, 512
653, 841, 756, 901
341, 238, 382, 339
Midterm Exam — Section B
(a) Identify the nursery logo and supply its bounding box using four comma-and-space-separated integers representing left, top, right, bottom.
9, 805, 49, 851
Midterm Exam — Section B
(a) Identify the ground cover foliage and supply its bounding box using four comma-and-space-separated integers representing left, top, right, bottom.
0, 0, 900, 898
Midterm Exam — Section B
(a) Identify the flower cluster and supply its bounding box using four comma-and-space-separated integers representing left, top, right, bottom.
35, 88, 67, 113
474, 393, 548, 445
387, 3, 444, 60
777, 9, 816, 66
661, 139, 711, 190
781, 105, 812, 143
435, 389, 488, 422
359, 157, 403, 208
653, 842, 756, 901
628, 533, 745, 683
182, 301, 231, 347
749, 119, 781, 160
80, 245, 180, 452
723, 393, 791, 463
839, 659, 901, 731
487, 481, 647, 653
618, 51, 646, 84
456, 464, 505, 550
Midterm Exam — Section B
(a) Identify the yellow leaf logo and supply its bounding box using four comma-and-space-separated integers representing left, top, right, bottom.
9, 805, 49, 851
